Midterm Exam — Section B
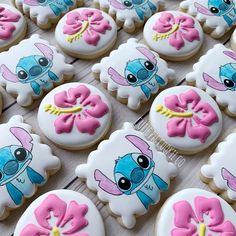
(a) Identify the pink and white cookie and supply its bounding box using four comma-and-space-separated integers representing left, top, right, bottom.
143, 10, 204, 61
38, 82, 112, 150
14, 189, 105, 236
155, 188, 236, 235
149, 86, 223, 154
0, 4, 27, 52
55, 8, 117, 59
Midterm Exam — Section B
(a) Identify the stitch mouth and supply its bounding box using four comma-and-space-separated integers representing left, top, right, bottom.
16, 178, 25, 184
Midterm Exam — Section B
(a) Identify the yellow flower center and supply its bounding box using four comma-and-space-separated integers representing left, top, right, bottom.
52, 227, 61, 236
199, 223, 206, 236
44, 104, 82, 116
153, 24, 179, 41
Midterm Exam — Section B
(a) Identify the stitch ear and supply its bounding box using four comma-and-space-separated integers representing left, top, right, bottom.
23, 0, 39, 6
194, 2, 214, 16
222, 168, 236, 191
223, 51, 236, 61
10, 127, 33, 152
94, 169, 123, 195
108, 67, 129, 86
34, 43, 53, 61
125, 135, 153, 158
203, 72, 227, 91
136, 47, 157, 65
108, 0, 126, 9
0, 65, 18, 83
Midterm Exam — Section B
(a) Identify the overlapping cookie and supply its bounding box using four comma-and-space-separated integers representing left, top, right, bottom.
76, 122, 177, 229
0, 34, 75, 107
0, 115, 61, 220
180, 0, 236, 38
92, 38, 175, 110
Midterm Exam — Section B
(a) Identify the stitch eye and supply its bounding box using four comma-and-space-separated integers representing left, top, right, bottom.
0, 171, 3, 180
210, 7, 219, 13
127, 74, 137, 83
124, 0, 132, 7
224, 79, 235, 88
144, 61, 154, 71
14, 148, 27, 162
38, 57, 49, 67
118, 177, 131, 190
38, 0, 46, 3
17, 70, 28, 80
224, 0, 231, 4
137, 155, 150, 169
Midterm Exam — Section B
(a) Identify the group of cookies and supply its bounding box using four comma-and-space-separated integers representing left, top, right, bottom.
1, 0, 236, 235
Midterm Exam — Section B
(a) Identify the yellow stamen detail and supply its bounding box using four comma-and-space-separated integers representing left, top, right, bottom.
67, 21, 89, 43
152, 24, 179, 41
52, 227, 61, 236
44, 104, 82, 116
199, 223, 206, 236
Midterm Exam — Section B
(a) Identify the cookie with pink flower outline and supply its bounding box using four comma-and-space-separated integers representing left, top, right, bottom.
14, 189, 105, 236
55, 7, 117, 59
180, 0, 236, 38
143, 10, 204, 61
149, 86, 223, 154
155, 188, 236, 235
38, 82, 112, 150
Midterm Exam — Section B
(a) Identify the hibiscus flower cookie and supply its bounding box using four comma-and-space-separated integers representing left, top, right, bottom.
55, 8, 117, 59
0, 115, 61, 220
94, 0, 164, 33
149, 86, 223, 154
155, 188, 236, 235
0, 34, 75, 107
180, 0, 236, 38
76, 122, 177, 229
92, 38, 175, 110
13, 0, 83, 29
186, 44, 236, 117
143, 10, 204, 61
0, 4, 27, 53
14, 189, 105, 236
38, 82, 112, 150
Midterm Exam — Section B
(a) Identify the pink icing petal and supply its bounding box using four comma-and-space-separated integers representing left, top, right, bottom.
0, 7, 21, 22
153, 12, 175, 33
83, 28, 101, 46
54, 114, 75, 134
63, 12, 84, 35
20, 224, 49, 236
0, 22, 16, 40
167, 118, 187, 137
169, 31, 185, 50
210, 220, 236, 234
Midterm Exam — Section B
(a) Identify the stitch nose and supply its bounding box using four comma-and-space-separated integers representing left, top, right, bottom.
219, 3, 227, 10
131, 167, 144, 184
137, 69, 149, 81
29, 66, 42, 76
4, 160, 19, 176
132, 0, 142, 4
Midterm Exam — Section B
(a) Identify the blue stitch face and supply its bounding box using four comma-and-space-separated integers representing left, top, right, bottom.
208, 0, 234, 16
124, 58, 157, 86
0, 145, 32, 186
219, 63, 236, 90
16, 55, 53, 84
114, 153, 155, 195
122, 0, 146, 8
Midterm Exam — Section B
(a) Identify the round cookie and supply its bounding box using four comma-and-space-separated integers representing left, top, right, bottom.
14, 189, 105, 236
0, 4, 27, 52
155, 188, 236, 235
38, 82, 112, 150
143, 10, 204, 61
55, 8, 117, 59
149, 86, 223, 154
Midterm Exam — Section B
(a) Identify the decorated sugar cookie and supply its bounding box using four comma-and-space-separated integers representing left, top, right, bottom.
0, 4, 27, 52
155, 188, 236, 235
14, 189, 105, 236
76, 122, 177, 229
0, 34, 74, 107
38, 82, 112, 150
149, 86, 223, 154
55, 8, 117, 59
92, 38, 175, 110
201, 131, 236, 206
13, 0, 83, 29
143, 10, 204, 61
94, 0, 164, 33
186, 44, 236, 116
180, 0, 236, 38
0, 115, 61, 220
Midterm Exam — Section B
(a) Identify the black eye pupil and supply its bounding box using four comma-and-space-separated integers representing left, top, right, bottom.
118, 177, 131, 190
0, 172, 3, 180
14, 148, 27, 162
137, 155, 149, 168
124, 1, 132, 6
38, 0, 46, 3
224, 0, 231, 4
224, 79, 235, 88
144, 61, 154, 70
127, 74, 137, 83
210, 7, 219, 13
38, 57, 49, 67
17, 70, 28, 80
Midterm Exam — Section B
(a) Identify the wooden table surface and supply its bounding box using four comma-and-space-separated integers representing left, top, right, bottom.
1, 0, 236, 235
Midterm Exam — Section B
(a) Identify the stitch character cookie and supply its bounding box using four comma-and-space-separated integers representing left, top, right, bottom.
13, 0, 83, 29
38, 82, 112, 150
92, 38, 175, 110
0, 34, 74, 107
186, 44, 236, 117
180, 0, 236, 38
143, 11, 204, 61
149, 86, 223, 154
0, 115, 61, 220
76, 122, 177, 229
14, 189, 105, 236
55, 8, 117, 59
94, 0, 164, 33
155, 188, 236, 235
201, 130, 236, 208
0, 4, 27, 53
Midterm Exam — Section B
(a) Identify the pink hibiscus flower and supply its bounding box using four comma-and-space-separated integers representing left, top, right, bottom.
172, 196, 236, 235
0, 6, 21, 40
20, 194, 89, 236
63, 9, 112, 46
152, 12, 200, 50
156, 89, 219, 143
